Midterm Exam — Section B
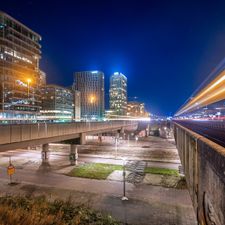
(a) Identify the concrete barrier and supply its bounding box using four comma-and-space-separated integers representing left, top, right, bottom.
174, 122, 225, 225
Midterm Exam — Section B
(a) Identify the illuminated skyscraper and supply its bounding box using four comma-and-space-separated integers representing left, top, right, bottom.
40, 85, 74, 122
0, 11, 42, 121
109, 72, 127, 115
74, 71, 105, 120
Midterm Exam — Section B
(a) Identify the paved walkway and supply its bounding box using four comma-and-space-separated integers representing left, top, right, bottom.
0, 165, 197, 225
0, 136, 197, 225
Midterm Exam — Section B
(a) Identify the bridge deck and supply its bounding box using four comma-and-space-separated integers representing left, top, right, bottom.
0, 121, 137, 151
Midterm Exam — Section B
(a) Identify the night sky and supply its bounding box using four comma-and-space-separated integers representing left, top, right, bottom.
2, 0, 225, 115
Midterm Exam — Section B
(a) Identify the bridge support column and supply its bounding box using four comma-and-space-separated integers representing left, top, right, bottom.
119, 128, 125, 140
80, 133, 86, 145
42, 143, 49, 163
98, 133, 102, 143
70, 144, 78, 165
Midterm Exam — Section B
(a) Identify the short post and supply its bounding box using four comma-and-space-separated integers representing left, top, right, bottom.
7, 156, 15, 185
121, 157, 128, 201
42, 144, 49, 163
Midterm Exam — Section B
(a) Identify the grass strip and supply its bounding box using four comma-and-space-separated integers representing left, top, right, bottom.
144, 167, 179, 176
68, 163, 123, 180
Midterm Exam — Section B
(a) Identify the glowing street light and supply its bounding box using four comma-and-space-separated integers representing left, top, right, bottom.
27, 78, 32, 98
135, 135, 138, 145
89, 95, 96, 104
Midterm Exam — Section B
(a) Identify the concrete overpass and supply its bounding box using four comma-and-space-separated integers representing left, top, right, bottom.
0, 121, 137, 164
173, 121, 225, 225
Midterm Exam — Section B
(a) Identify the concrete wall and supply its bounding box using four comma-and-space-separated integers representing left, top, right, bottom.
174, 122, 225, 225
0, 121, 137, 151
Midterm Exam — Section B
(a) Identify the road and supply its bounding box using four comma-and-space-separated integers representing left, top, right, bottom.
174, 120, 225, 147
0, 135, 181, 172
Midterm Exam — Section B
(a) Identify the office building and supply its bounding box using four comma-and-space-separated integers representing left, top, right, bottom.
0, 11, 42, 122
127, 101, 149, 117
74, 71, 104, 120
39, 70, 46, 87
109, 72, 127, 115
40, 85, 74, 122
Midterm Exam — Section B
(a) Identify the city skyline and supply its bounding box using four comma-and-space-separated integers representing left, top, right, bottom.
0, 2, 225, 225
2, 0, 225, 116
0, 9, 148, 122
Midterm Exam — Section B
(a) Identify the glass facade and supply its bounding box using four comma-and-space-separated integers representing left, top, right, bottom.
74, 71, 105, 120
127, 101, 149, 117
39, 85, 74, 122
109, 72, 127, 115
0, 11, 42, 122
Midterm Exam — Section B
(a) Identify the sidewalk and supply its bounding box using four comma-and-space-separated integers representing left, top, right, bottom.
0, 166, 197, 225
0, 136, 196, 224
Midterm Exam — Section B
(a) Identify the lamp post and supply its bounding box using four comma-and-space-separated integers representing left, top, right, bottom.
115, 136, 118, 158
135, 135, 138, 145
121, 157, 128, 201
27, 78, 31, 100
2, 82, 4, 111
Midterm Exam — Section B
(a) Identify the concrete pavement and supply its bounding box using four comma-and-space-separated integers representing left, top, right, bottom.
0, 168, 197, 225
0, 136, 197, 225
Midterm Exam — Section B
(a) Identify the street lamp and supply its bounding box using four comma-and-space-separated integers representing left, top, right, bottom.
89, 95, 96, 104
127, 134, 130, 147
27, 78, 31, 99
135, 135, 138, 145
121, 157, 128, 201
2, 82, 4, 111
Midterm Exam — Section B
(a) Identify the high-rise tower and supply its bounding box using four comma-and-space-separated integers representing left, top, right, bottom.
109, 72, 127, 115
74, 71, 105, 120
0, 11, 42, 121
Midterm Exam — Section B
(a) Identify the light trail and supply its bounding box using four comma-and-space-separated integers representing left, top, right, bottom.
175, 70, 225, 116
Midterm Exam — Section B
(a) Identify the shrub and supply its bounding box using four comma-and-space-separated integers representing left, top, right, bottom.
0, 195, 120, 225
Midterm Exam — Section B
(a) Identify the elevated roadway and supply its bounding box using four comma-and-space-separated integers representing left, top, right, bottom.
0, 121, 137, 151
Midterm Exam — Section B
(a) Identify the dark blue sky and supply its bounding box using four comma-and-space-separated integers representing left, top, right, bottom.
2, 0, 225, 115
